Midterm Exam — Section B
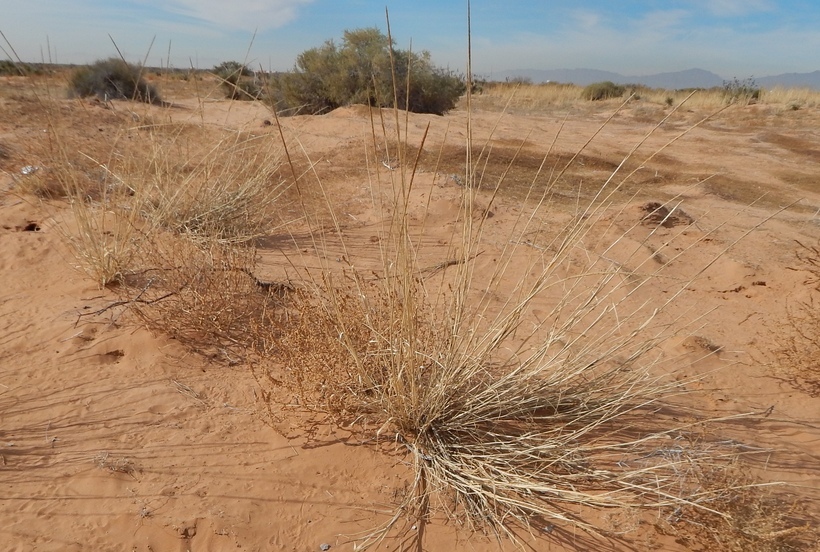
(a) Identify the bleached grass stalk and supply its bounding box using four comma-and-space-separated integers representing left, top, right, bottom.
60, 189, 145, 288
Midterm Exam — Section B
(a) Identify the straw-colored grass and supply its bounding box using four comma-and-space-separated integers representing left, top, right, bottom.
131, 126, 288, 245
476, 81, 820, 113
263, 25, 797, 549
28, 89, 290, 288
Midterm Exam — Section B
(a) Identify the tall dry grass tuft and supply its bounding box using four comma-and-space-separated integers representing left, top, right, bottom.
40, 112, 150, 287
263, 11, 791, 550
131, 125, 288, 245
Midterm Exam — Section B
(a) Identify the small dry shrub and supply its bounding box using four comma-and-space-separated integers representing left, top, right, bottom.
667, 460, 816, 552
44, 146, 147, 286
125, 237, 288, 362
774, 240, 820, 396
32, 96, 288, 287
60, 193, 147, 287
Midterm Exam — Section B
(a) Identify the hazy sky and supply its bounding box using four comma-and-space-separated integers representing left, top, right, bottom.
2, 1, 819, 78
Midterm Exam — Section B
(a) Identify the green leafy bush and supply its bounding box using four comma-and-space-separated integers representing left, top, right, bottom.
581, 81, 625, 101
69, 58, 160, 104
275, 28, 465, 115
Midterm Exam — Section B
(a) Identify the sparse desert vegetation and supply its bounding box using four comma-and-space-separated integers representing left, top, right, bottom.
68, 57, 161, 103
1, 43, 819, 552
581, 80, 627, 101
271, 27, 466, 115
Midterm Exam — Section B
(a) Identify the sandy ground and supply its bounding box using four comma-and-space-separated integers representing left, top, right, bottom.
1, 78, 819, 551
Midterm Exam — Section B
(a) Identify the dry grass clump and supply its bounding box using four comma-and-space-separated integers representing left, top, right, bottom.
132, 127, 288, 245
42, 128, 149, 286
59, 190, 147, 288
51, 125, 292, 354
280, 232, 749, 546
262, 79, 781, 549
29, 95, 290, 286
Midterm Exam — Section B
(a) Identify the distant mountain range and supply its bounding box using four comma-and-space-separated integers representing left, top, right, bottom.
489, 68, 820, 90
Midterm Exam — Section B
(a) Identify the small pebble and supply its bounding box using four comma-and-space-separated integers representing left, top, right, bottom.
320, 544, 331, 551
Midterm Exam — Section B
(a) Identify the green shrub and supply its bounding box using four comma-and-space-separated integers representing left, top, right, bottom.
213, 61, 263, 100
275, 28, 465, 115
69, 58, 160, 104
581, 81, 626, 101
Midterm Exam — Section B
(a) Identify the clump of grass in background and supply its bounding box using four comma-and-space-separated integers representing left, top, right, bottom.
581, 80, 626, 101
0, 59, 41, 76
68, 57, 160, 103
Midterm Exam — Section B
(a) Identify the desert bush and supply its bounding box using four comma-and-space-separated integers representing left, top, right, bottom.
581, 81, 626, 101
213, 61, 262, 100
275, 28, 465, 115
125, 237, 288, 361
68, 58, 160, 103
723, 76, 761, 104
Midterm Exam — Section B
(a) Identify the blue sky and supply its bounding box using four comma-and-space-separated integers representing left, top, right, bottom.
2, 1, 819, 78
